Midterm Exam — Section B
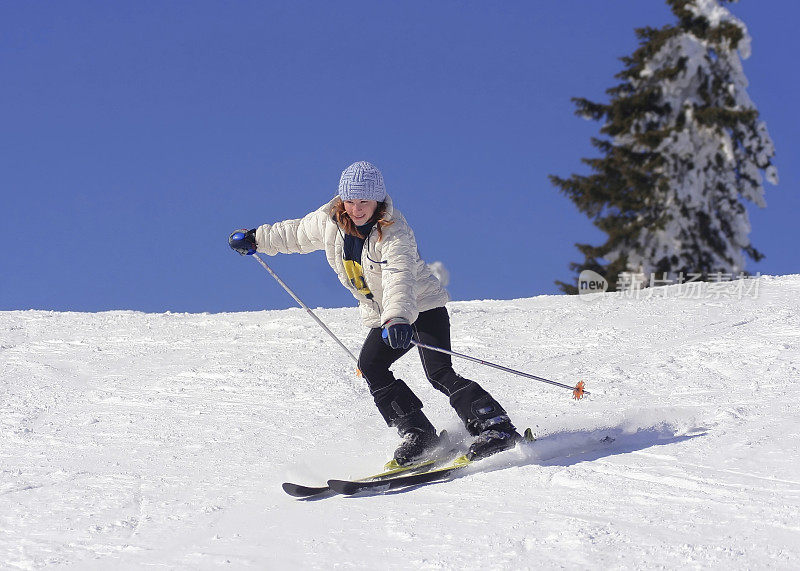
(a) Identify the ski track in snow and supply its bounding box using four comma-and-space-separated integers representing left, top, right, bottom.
1, 275, 799, 569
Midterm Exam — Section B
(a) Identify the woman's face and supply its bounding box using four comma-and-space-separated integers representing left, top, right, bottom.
343, 199, 378, 225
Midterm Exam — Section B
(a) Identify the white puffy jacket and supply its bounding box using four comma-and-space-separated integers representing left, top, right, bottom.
254, 195, 450, 328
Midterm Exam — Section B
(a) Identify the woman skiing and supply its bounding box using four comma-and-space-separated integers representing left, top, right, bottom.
229, 161, 520, 465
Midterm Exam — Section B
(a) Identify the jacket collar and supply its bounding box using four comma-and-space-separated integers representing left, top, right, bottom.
382, 194, 395, 220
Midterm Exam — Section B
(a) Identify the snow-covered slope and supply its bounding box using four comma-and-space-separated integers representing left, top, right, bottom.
2, 275, 799, 569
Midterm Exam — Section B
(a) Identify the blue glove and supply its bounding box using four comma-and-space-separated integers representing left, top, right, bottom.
382, 318, 413, 350
229, 229, 257, 255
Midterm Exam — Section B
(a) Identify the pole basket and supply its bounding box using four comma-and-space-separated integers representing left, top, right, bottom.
572, 381, 586, 400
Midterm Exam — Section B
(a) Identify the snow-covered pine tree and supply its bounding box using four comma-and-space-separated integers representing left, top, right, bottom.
550, 0, 777, 294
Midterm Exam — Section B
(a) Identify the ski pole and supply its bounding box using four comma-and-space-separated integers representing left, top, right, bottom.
411, 339, 588, 400
251, 253, 360, 368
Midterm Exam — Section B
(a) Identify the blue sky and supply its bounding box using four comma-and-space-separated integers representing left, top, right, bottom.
2, 1, 797, 313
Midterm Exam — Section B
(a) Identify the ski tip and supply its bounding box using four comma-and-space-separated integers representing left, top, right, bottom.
523, 428, 536, 442
282, 482, 330, 498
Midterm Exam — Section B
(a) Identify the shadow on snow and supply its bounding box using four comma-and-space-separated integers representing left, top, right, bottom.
342, 422, 708, 498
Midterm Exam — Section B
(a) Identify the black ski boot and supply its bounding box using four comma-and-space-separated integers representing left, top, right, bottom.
392, 410, 440, 466
466, 415, 520, 461
393, 428, 441, 466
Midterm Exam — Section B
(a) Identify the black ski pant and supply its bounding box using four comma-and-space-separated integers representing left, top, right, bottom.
357, 306, 508, 435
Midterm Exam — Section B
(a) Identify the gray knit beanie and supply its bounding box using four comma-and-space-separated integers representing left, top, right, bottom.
337, 161, 387, 202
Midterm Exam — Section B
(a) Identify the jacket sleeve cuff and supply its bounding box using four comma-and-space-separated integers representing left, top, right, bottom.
382, 317, 410, 328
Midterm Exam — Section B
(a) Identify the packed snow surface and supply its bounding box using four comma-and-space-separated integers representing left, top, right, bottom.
2, 275, 799, 569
